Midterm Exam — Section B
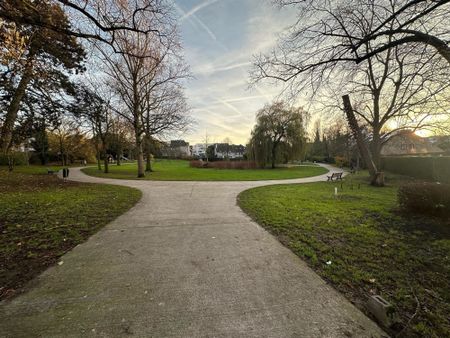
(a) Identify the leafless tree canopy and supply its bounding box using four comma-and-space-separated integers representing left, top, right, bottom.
94, 4, 190, 176
317, 43, 450, 161
251, 0, 450, 185
252, 0, 449, 92
0, 0, 176, 56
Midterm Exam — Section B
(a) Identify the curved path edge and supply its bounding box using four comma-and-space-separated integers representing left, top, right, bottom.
0, 165, 387, 338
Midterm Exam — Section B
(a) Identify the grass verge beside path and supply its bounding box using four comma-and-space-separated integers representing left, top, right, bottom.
238, 172, 449, 337
82, 160, 327, 181
0, 167, 142, 300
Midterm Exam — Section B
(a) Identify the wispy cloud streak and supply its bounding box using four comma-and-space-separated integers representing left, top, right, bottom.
180, 0, 220, 21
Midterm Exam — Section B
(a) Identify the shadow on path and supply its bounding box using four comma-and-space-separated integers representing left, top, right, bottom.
0, 164, 386, 337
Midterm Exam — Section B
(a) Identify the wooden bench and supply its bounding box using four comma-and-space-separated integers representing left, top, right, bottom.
327, 172, 343, 181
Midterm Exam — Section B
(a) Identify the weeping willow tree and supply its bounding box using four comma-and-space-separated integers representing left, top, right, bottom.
247, 101, 308, 168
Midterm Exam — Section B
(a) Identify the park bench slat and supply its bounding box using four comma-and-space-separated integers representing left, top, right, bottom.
327, 172, 343, 181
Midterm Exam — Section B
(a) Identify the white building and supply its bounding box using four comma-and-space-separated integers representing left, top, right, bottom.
192, 144, 207, 158
161, 140, 191, 158
214, 143, 246, 159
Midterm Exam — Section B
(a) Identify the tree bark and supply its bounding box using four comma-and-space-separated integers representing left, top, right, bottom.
137, 144, 145, 177
7, 155, 14, 172
145, 151, 153, 172
271, 144, 277, 169
0, 57, 34, 154
342, 95, 384, 186
96, 155, 101, 170
135, 130, 145, 177
117, 148, 122, 166
103, 154, 109, 173
94, 135, 102, 170
357, 31, 450, 66
59, 137, 65, 166
371, 128, 382, 169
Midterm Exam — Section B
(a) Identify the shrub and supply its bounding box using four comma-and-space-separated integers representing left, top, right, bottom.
189, 160, 257, 169
0, 152, 29, 166
308, 156, 328, 163
398, 182, 450, 216
189, 160, 204, 168
381, 156, 450, 183
334, 156, 349, 168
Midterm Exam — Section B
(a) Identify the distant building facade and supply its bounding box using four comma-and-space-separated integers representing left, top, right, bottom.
161, 140, 191, 158
192, 144, 207, 158
381, 131, 445, 156
213, 143, 246, 159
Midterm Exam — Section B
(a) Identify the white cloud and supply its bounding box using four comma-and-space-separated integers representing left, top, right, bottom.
180, 0, 220, 21
172, 0, 296, 144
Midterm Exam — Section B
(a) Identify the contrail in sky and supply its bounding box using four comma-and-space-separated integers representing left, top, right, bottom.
180, 0, 220, 21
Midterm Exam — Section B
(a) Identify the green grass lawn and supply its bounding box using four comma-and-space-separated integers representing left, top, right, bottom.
238, 172, 450, 337
0, 167, 141, 300
82, 159, 327, 181
3, 165, 73, 175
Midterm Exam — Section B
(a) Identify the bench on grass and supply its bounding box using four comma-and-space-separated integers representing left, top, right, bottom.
47, 168, 55, 174
327, 172, 343, 181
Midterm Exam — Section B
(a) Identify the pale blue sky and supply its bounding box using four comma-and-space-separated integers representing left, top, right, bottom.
173, 0, 295, 145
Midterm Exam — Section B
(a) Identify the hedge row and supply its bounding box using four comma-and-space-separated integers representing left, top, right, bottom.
398, 182, 450, 216
381, 156, 450, 183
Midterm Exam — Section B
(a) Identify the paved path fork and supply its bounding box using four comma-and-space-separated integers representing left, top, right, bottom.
0, 165, 386, 337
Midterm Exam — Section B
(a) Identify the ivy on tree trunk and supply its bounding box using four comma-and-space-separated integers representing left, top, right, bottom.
342, 95, 384, 187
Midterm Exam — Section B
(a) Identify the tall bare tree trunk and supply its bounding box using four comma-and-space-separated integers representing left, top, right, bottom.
144, 135, 153, 172
59, 137, 65, 166
103, 154, 109, 173
342, 95, 384, 186
7, 155, 14, 172
135, 131, 145, 178
137, 144, 145, 177
145, 151, 153, 172
0, 58, 34, 154
96, 154, 101, 170
117, 147, 122, 166
93, 135, 101, 170
371, 128, 382, 169
271, 144, 277, 169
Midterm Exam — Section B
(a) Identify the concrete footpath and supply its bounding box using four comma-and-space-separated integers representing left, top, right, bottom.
0, 165, 386, 337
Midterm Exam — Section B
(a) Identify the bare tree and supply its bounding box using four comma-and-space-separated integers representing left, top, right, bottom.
343, 94, 383, 185
0, 0, 175, 56
320, 45, 449, 168
261, 0, 450, 78
97, 2, 189, 177
203, 132, 210, 162
73, 85, 113, 173
109, 115, 133, 166
50, 118, 85, 166
143, 85, 190, 171
222, 137, 232, 144
252, 0, 449, 184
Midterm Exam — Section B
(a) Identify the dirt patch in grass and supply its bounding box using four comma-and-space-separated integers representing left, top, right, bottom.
238, 172, 450, 337
0, 169, 141, 300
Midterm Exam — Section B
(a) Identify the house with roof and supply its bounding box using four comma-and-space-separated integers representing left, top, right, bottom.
381, 131, 445, 156
192, 143, 207, 158
161, 140, 191, 158
213, 143, 246, 159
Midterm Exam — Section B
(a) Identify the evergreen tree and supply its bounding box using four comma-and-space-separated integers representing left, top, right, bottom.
30, 119, 48, 165
0, 1, 85, 154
